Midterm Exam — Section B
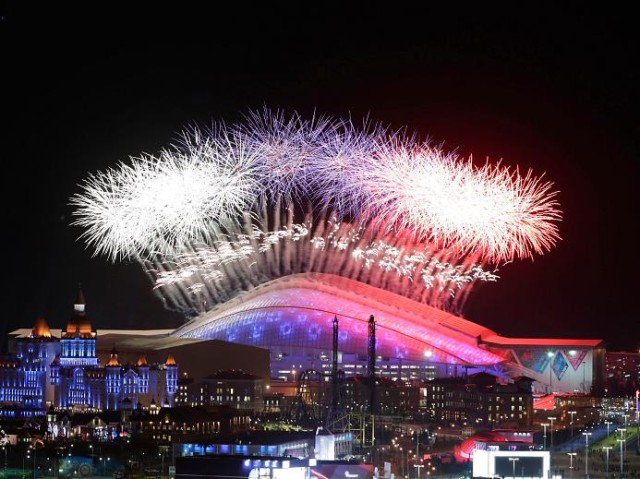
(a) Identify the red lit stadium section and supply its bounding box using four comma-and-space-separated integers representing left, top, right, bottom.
172, 273, 604, 393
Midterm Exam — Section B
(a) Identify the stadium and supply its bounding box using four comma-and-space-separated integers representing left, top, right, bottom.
170, 272, 603, 393
70, 108, 604, 394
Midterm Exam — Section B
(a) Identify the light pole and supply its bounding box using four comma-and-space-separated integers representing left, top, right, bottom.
415, 429, 422, 479
567, 452, 577, 479
541, 423, 550, 450
548, 417, 557, 451
547, 351, 554, 393
583, 432, 592, 478
2, 446, 6, 470
604, 420, 612, 437
508, 457, 519, 479
618, 438, 625, 479
636, 408, 640, 454
568, 411, 577, 451
603, 446, 612, 479
622, 416, 629, 458
618, 428, 626, 479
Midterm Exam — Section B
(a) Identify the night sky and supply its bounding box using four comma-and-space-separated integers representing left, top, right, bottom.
2, 4, 639, 351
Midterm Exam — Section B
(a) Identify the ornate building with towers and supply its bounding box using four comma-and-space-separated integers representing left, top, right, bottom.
0, 287, 178, 416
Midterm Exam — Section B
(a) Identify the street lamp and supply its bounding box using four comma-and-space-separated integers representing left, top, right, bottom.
415, 429, 423, 479
602, 446, 612, 479
568, 410, 577, 451
618, 438, 625, 479
583, 432, 592, 478
2, 446, 6, 469
567, 452, 577, 479
415, 429, 420, 465
618, 428, 626, 479
508, 457, 519, 479
548, 417, 557, 451
604, 420, 612, 437
541, 423, 550, 450
636, 408, 640, 454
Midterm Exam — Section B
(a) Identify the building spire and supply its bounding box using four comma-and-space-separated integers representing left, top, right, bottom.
63, 283, 95, 338
74, 283, 86, 314
106, 345, 121, 367
137, 354, 148, 367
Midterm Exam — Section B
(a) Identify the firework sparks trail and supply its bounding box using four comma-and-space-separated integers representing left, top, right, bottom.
70, 107, 561, 316
146, 210, 500, 315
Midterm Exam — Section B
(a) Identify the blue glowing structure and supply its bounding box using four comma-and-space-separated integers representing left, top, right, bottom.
104, 348, 178, 410
50, 289, 103, 409
0, 288, 179, 414
0, 317, 56, 414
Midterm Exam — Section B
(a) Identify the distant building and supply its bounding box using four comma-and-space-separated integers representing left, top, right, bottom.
532, 393, 603, 429
422, 373, 534, 428
175, 430, 316, 458
140, 405, 253, 443
176, 374, 195, 406
605, 350, 640, 396
343, 375, 419, 415
187, 369, 264, 412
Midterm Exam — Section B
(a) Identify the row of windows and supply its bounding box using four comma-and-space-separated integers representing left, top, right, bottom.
61, 341, 96, 357
0, 386, 41, 398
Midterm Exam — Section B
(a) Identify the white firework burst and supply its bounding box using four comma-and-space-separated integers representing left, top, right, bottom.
71, 128, 260, 261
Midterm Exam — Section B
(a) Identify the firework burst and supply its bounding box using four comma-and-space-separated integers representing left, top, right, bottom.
71, 128, 260, 261
70, 108, 562, 316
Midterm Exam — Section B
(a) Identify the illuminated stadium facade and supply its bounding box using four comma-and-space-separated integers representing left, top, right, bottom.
69, 109, 603, 395
170, 272, 604, 394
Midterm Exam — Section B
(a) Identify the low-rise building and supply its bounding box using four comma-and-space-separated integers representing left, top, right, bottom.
187, 370, 264, 412
422, 373, 534, 428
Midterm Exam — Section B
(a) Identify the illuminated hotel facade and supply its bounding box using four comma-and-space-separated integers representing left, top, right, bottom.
0, 289, 178, 415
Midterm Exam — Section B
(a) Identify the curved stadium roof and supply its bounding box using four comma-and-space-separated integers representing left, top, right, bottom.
171, 273, 507, 366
